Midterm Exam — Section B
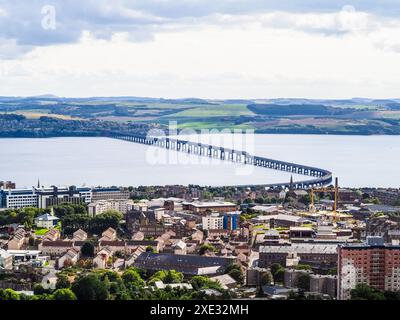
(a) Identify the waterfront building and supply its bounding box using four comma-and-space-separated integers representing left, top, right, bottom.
0, 185, 129, 209
37, 186, 92, 208
1, 188, 38, 208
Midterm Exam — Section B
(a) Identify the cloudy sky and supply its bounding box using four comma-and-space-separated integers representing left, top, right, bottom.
0, 0, 399, 98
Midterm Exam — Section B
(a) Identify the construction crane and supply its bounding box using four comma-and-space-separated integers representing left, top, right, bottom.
309, 177, 339, 221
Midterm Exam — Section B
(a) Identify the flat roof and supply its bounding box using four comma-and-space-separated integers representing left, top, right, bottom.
182, 201, 236, 208
259, 243, 338, 254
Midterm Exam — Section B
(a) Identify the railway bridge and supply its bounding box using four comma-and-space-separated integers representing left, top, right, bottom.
111, 134, 333, 189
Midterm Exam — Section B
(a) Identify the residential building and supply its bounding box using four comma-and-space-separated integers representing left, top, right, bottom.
99, 227, 117, 241
43, 229, 61, 241
172, 240, 187, 255
126, 209, 165, 236
309, 274, 337, 298
246, 267, 271, 286
7, 229, 25, 250
38, 240, 84, 257
88, 199, 135, 217
58, 248, 80, 268
34, 213, 59, 229
91, 187, 130, 201
223, 211, 240, 230
202, 213, 224, 231
210, 274, 237, 289
93, 247, 113, 269
338, 237, 400, 300
0, 181, 16, 189
284, 269, 312, 288
72, 229, 87, 241
0, 249, 13, 270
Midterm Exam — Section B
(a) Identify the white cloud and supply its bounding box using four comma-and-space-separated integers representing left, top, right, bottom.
0, 3, 400, 98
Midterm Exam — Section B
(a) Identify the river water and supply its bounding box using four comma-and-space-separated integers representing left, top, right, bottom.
0, 135, 399, 188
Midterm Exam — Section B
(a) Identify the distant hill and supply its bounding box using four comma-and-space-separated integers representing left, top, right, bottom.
247, 104, 342, 116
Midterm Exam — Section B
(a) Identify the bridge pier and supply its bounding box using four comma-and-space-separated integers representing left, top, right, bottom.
113, 134, 332, 189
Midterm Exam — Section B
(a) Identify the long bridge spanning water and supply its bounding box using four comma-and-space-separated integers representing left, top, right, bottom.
112, 134, 333, 189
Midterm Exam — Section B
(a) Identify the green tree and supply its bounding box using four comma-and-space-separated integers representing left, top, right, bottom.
295, 264, 312, 271
71, 274, 109, 300
90, 211, 122, 234
52, 288, 77, 300
0, 288, 20, 300
148, 270, 184, 285
81, 241, 95, 257
190, 276, 222, 291
350, 283, 386, 300
228, 269, 244, 284
260, 272, 273, 286
199, 244, 217, 255
270, 263, 285, 284
297, 273, 311, 292
224, 264, 244, 284
122, 269, 145, 287
56, 274, 71, 289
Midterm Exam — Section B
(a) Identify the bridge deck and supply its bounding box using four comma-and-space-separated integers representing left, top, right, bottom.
111, 134, 333, 189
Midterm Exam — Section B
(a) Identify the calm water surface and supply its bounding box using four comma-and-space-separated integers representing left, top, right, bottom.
0, 135, 399, 188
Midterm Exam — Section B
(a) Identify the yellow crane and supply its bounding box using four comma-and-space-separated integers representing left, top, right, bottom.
309, 177, 339, 222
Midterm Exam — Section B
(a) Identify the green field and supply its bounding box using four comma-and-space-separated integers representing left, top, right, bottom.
165, 104, 254, 118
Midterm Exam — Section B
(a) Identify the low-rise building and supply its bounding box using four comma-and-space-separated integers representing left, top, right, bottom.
38, 240, 82, 257
58, 248, 80, 268
210, 274, 237, 289
99, 227, 117, 241
309, 274, 337, 298
43, 228, 61, 241
72, 229, 87, 241
182, 201, 237, 215
93, 247, 113, 269
7, 228, 25, 250
133, 252, 235, 275
252, 214, 308, 228
34, 213, 59, 229
0, 249, 13, 269
259, 243, 338, 269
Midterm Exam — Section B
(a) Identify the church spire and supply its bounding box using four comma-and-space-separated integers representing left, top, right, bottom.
37, 179, 40, 188
289, 175, 294, 190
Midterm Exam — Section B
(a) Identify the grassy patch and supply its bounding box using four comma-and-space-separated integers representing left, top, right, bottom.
166, 104, 254, 118
34, 228, 49, 236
